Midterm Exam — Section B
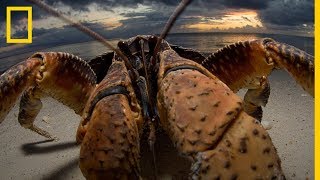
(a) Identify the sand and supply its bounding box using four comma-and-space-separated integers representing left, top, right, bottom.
0, 70, 314, 180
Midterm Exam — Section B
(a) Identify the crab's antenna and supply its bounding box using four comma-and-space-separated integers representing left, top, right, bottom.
153, 0, 192, 57
27, 0, 137, 79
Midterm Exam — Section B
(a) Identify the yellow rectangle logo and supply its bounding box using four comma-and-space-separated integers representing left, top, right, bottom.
6, 6, 32, 44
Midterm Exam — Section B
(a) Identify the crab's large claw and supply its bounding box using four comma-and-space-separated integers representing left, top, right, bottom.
0, 52, 96, 139
78, 59, 143, 179
201, 38, 314, 120
157, 49, 284, 179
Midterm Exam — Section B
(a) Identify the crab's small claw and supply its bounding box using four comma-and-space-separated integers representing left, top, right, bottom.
0, 52, 97, 139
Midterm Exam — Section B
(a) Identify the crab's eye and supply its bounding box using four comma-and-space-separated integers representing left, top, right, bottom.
149, 36, 158, 51
118, 41, 126, 48
31, 53, 44, 60
262, 38, 274, 45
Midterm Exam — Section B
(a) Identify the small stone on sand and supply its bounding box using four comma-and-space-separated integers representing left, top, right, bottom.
261, 120, 273, 130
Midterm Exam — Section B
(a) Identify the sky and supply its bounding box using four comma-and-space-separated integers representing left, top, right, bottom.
0, 0, 315, 48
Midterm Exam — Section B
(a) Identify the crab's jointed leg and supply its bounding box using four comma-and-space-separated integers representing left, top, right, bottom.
0, 58, 41, 122
18, 86, 53, 139
200, 38, 314, 119
266, 39, 314, 96
243, 76, 270, 121
0, 52, 96, 139
156, 49, 284, 179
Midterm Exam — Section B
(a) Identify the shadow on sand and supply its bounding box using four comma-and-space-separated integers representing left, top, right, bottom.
41, 158, 80, 180
21, 139, 78, 155
20, 140, 81, 179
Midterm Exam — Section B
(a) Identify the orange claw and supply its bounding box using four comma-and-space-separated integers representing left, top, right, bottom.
157, 49, 284, 178
80, 94, 141, 179
78, 60, 143, 179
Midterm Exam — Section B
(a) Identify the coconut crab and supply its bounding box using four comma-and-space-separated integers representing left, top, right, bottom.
0, 0, 314, 179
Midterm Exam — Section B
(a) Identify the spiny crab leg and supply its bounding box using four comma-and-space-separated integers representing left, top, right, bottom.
203, 38, 314, 96
201, 38, 314, 119
243, 76, 270, 121
0, 52, 97, 140
0, 58, 41, 122
265, 39, 314, 96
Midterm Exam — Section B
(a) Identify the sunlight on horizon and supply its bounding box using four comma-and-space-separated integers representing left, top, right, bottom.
184, 10, 263, 31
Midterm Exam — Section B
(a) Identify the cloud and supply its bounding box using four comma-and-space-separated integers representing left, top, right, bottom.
221, 0, 271, 10
0, 0, 46, 23
260, 0, 314, 26
0, 0, 314, 46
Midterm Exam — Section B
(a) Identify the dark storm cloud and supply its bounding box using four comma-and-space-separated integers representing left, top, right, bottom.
44, 0, 180, 11
1, 0, 314, 24
221, 0, 271, 10
0, 0, 315, 42
0, 0, 46, 23
0, 21, 109, 47
45, 0, 143, 11
0, 0, 177, 28
121, 11, 169, 22
117, 9, 202, 34
260, 0, 314, 26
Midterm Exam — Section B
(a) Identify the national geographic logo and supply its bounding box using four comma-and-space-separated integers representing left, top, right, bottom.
6, 6, 32, 44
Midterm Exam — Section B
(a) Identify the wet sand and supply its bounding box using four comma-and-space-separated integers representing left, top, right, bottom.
0, 70, 314, 180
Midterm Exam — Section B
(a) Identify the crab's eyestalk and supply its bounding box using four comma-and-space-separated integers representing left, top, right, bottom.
153, 0, 193, 58
264, 39, 314, 96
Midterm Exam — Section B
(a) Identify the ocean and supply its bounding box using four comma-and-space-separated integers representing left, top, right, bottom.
0, 32, 314, 73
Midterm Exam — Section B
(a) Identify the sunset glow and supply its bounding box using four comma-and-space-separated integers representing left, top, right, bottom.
185, 11, 263, 31
0, 0, 314, 39
101, 17, 123, 30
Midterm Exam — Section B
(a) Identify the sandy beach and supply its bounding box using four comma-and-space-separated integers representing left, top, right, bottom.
0, 69, 314, 180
